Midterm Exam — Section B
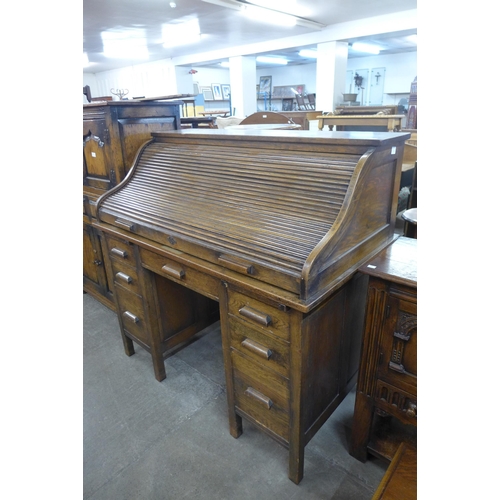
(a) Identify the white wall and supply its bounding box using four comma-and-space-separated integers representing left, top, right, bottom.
84, 51, 416, 111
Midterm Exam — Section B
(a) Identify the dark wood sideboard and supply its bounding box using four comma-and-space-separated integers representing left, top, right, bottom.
83, 100, 182, 309
95, 129, 410, 483
350, 236, 417, 463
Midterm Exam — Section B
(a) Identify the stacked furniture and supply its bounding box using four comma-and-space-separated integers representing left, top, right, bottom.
83, 99, 182, 309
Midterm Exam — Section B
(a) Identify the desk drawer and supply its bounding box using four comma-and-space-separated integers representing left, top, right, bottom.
106, 235, 137, 268
140, 247, 220, 300
231, 349, 290, 441
227, 290, 290, 341
229, 316, 289, 378
114, 283, 149, 344
111, 261, 142, 296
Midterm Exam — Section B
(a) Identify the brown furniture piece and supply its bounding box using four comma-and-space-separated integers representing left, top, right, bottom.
225, 123, 301, 131
83, 100, 182, 309
180, 116, 216, 128
306, 93, 316, 109
95, 129, 409, 483
402, 208, 417, 238
239, 111, 296, 125
280, 110, 322, 130
372, 442, 417, 499
318, 114, 405, 132
350, 236, 417, 463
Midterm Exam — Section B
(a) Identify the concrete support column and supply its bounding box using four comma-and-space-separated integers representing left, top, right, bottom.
315, 41, 349, 113
229, 55, 256, 117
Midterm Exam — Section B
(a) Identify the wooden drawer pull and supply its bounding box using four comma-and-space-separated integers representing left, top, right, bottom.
123, 311, 139, 323
218, 255, 254, 275
244, 387, 273, 409
241, 338, 272, 360
161, 264, 185, 279
238, 306, 271, 327
115, 218, 135, 231
115, 271, 132, 284
111, 247, 128, 259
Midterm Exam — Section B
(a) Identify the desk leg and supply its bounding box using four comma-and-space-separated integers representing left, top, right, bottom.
219, 281, 243, 438
318, 118, 324, 130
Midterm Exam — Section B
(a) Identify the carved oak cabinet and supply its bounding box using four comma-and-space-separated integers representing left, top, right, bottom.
83, 100, 182, 309
350, 236, 417, 462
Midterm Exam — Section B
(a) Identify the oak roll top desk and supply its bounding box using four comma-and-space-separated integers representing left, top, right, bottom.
94, 129, 410, 483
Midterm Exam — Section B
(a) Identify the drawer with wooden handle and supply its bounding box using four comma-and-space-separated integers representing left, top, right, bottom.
140, 247, 220, 300
228, 316, 290, 378
231, 349, 290, 441
111, 260, 142, 296
106, 235, 137, 267
227, 290, 290, 341
113, 283, 149, 344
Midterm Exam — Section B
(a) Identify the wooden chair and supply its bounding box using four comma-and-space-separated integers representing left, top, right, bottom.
240, 111, 295, 125
306, 93, 316, 109
295, 94, 308, 110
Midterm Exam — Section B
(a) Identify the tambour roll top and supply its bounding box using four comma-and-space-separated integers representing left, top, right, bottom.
97, 129, 409, 305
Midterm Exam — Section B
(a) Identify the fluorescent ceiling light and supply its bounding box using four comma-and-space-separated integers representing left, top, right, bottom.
101, 28, 149, 60
200, 0, 324, 30
244, 5, 296, 26
163, 18, 201, 47
256, 56, 288, 65
298, 49, 317, 59
351, 42, 381, 55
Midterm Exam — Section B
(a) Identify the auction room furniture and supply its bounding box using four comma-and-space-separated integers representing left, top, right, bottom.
372, 442, 417, 499
239, 111, 296, 125
225, 123, 301, 131
180, 116, 216, 128
318, 114, 405, 132
83, 99, 182, 309
281, 110, 322, 130
95, 129, 409, 483
350, 236, 417, 463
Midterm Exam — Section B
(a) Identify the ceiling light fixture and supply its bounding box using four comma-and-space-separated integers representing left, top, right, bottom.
200, 0, 325, 30
351, 42, 381, 55
298, 49, 317, 59
256, 56, 288, 65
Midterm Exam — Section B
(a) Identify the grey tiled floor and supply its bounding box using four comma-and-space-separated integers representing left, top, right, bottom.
83, 294, 387, 499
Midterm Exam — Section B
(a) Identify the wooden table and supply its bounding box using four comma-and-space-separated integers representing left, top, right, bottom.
372, 443, 417, 499
225, 123, 301, 131
180, 116, 216, 128
199, 110, 230, 117
317, 114, 405, 131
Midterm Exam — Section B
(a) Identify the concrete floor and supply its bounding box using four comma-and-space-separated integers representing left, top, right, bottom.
83, 293, 388, 500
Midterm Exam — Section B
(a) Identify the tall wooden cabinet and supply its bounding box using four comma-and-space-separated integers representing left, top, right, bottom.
83, 100, 182, 309
350, 236, 417, 462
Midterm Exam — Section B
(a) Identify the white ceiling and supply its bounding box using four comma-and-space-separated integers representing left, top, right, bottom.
83, 0, 417, 73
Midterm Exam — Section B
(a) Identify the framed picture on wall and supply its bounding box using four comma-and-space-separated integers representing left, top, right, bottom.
259, 76, 272, 96
212, 84, 223, 100
221, 84, 231, 100
200, 86, 213, 100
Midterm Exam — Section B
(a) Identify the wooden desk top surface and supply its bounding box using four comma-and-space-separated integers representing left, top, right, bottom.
358, 236, 417, 288
225, 123, 302, 130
